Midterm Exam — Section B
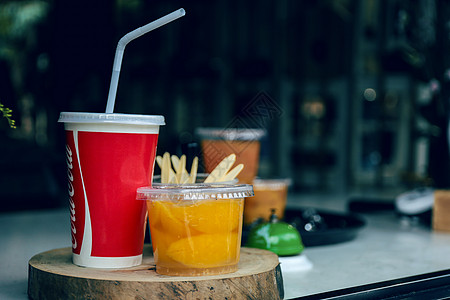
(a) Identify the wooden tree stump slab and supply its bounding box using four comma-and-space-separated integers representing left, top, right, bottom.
28, 245, 283, 300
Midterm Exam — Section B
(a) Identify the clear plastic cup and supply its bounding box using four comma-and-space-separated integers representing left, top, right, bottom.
244, 178, 291, 225
59, 112, 164, 268
195, 128, 266, 184
137, 183, 254, 276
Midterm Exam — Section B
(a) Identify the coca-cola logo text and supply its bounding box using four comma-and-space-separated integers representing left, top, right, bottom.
66, 144, 77, 249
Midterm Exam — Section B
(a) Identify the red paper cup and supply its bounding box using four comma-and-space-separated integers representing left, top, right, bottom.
58, 112, 164, 268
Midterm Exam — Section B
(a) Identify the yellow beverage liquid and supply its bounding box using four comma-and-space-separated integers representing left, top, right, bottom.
147, 197, 244, 276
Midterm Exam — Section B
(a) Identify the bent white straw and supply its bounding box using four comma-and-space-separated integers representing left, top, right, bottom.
105, 8, 186, 113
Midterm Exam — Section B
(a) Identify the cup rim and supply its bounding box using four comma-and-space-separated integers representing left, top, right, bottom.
252, 178, 292, 189
137, 183, 254, 200
58, 112, 165, 126
195, 127, 266, 141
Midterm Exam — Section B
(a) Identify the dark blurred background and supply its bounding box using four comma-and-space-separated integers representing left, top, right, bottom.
1, 0, 450, 212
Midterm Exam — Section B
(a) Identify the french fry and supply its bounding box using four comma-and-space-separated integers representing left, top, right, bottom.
171, 155, 180, 169
189, 157, 198, 183
162, 152, 171, 183
171, 155, 189, 184
156, 155, 176, 183
220, 164, 244, 182
176, 155, 187, 184
156, 155, 163, 169
204, 154, 236, 183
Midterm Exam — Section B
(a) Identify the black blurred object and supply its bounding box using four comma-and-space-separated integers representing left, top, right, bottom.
347, 189, 434, 227
0, 138, 66, 212
419, 90, 450, 189
282, 208, 366, 247
300, 269, 450, 300
180, 141, 202, 172
348, 198, 396, 213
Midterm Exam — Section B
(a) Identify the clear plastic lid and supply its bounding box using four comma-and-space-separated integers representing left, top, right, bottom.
137, 183, 254, 201
58, 112, 165, 126
195, 127, 266, 141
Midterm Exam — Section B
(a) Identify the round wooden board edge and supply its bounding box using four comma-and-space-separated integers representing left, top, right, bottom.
28, 246, 280, 281
28, 246, 284, 299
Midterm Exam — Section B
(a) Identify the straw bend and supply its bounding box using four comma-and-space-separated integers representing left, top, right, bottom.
105, 8, 186, 114
117, 8, 185, 49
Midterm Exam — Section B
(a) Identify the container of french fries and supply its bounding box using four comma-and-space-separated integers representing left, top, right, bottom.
154, 152, 244, 184
153, 173, 237, 185
138, 153, 253, 276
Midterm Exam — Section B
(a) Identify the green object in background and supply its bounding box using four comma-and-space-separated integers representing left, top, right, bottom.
246, 210, 304, 256
0, 103, 16, 129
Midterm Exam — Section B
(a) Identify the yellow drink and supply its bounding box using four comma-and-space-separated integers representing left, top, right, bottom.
137, 184, 253, 276
147, 198, 243, 275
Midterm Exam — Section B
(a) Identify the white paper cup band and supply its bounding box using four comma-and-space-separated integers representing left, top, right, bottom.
72, 253, 143, 268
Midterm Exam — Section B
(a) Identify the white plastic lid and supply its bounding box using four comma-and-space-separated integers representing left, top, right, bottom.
58, 112, 165, 126
137, 184, 254, 201
195, 127, 266, 141
253, 178, 292, 190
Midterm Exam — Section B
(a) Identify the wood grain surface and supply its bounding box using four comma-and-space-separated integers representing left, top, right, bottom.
28, 245, 283, 299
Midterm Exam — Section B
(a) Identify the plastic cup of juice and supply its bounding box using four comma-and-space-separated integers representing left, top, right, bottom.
195, 128, 266, 184
244, 179, 291, 226
59, 112, 164, 268
137, 183, 254, 276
